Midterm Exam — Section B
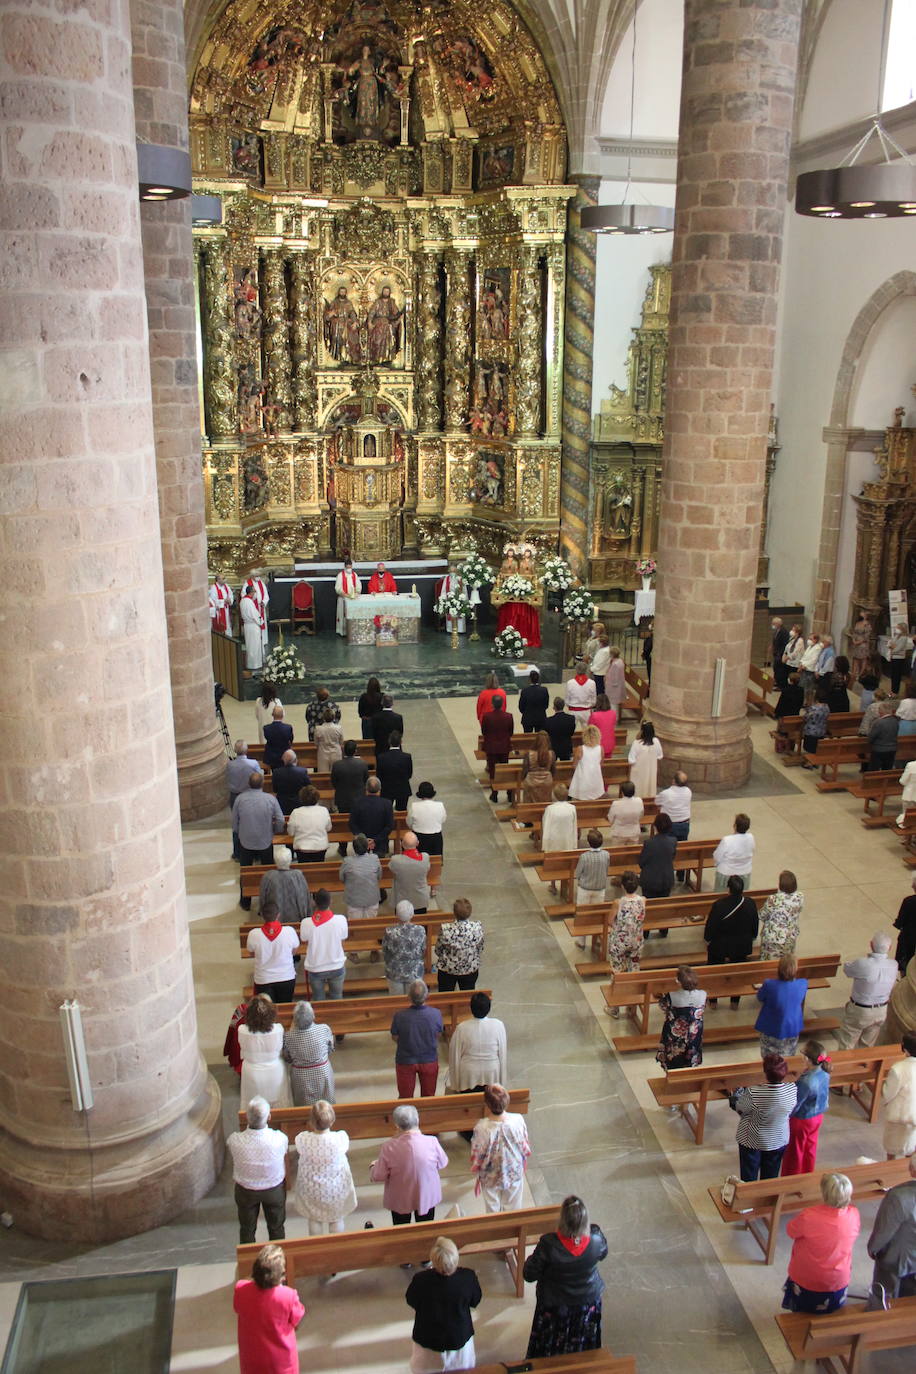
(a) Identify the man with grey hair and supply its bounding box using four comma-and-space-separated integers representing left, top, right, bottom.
349, 774, 394, 857
262, 704, 294, 769
382, 900, 427, 995
270, 748, 310, 816
389, 830, 431, 913
225, 1096, 290, 1243
227, 741, 260, 861
370, 1099, 447, 1234
390, 979, 444, 1097
835, 932, 899, 1049
866, 1152, 916, 1307
258, 845, 314, 926
233, 772, 285, 908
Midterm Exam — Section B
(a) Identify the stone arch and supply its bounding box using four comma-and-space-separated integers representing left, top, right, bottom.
813, 269, 916, 632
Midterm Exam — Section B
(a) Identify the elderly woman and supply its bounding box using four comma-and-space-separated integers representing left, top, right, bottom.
628, 721, 663, 800
605, 870, 645, 993
281, 1001, 335, 1105
291, 1099, 357, 1235
470, 1083, 530, 1213
314, 707, 344, 772
607, 781, 644, 845
782, 1173, 860, 1314
405, 1237, 482, 1373
408, 781, 447, 857
656, 966, 707, 1071
370, 1102, 448, 1228
383, 900, 426, 996
434, 898, 484, 992
759, 871, 804, 960
287, 784, 332, 863
755, 953, 809, 1058
234, 1243, 304, 1374
730, 1053, 797, 1181
523, 1195, 608, 1358
258, 845, 314, 924
881, 1031, 916, 1159
447, 992, 507, 1094
521, 731, 556, 805
239, 994, 291, 1109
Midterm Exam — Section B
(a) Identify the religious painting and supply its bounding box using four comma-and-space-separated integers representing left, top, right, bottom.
365, 281, 404, 364
375, 613, 398, 646
476, 143, 514, 189
243, 453, 269, 510
230, 133, 263, 182
329, 38, 402, 146
470, 361, 510, 438
478, 268, 510, 342
430, 33, 495, 100
245, 25, 306, 97
468, 449, 505, 507
323, 283, 363, 364
233, 266, 262, 340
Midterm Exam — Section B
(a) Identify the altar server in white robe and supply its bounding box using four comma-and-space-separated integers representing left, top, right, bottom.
334, 559, 362, 636
437, 562, 466, 633
240, 590, 265, 671
208, 577, 234, 636
247, 575, 270, 649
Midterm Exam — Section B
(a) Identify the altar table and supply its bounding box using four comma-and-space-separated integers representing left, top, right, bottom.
496, 601, 541, 649
345, 592, 421, 645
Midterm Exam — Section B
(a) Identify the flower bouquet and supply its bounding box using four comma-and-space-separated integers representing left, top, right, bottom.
501, 574, 535, 602
541, 555, 574, 592
493, 627, 527, 658
459, 552, 493, 590
562, 586, 597, 623
636, 557, 657, 579
441, 590, 474, 621
262, 644, 306, 684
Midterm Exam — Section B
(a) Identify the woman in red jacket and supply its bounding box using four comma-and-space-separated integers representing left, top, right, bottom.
481, 694, 515, 803
234, 1244, 305, 1374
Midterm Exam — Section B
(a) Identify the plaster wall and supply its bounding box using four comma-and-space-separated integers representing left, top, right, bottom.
599, 0, 683, 139
798, 0, 886, 139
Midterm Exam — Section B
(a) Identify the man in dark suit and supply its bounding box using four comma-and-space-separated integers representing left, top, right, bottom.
331, 740, 370, 856
518, 669, 549, 733
481, 693, 515, 803
270, 749, 310, 815
545, 696, 576, 761
262, 706, 294, 768
349, 776, 395, 857
375, 730, 413, 810
770, 616, 791, 689
371, 693, 404, 754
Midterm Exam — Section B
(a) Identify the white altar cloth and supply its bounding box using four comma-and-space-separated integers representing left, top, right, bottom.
633, 589, 656, 624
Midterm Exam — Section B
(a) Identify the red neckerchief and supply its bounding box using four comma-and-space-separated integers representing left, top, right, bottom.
557, 1232, 589, 1257
401, 848, 423, 861
261, 921, 282, 942
574, 673, 589, 686
311, 907, 335, 927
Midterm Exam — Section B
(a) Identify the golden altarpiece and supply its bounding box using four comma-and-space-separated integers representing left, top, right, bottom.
848, 404, 916, 633
190, 0, 571, 578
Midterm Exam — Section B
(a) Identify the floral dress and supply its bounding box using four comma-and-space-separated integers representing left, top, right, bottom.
656, 990, 707, 1070
759, 891, 804, 960
607, 894, 645, 973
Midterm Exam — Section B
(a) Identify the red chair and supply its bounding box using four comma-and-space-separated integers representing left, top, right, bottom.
292, 580, 315, 635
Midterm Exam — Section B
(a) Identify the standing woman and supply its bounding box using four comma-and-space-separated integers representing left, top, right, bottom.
239, 995, 291, 1109
234, 1244, 305, 1374
605, 871, 646, 1009
729, 1054, 797, 1181
314, 707, 344, 772
281, 1001, 336, 1106
408, 781, 448, 857
849, 613, 874, 684
638, 812, 676, 901
291, 1099, 358, 1236
405, 1238, 482, 1374
628, 721, 663, 800
255, 682, 283, 740
542, 784, 578, 895
703, 876, 759, 1008
889, 622, 913, 696
782, 1040, 832, 1176
755, 954, 809, 1058
605, 645, 626, 715
358, 676, 384, 740
569, 723, 606, 801
881, 1032, 916, 1159
896, 678, 916, 737
759, 871, 804, 961
476, 671, 503, 724
521, 731, 556, 804
656, 966, 707, 1070
524, 1196, 608, 1359
287, 785, 332, 863
470, 1084, 531, 1212
588, 694, 618, 758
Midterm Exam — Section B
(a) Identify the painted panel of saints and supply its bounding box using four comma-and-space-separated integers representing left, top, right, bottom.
323, 284, 362, 364
366, 283, 403, 364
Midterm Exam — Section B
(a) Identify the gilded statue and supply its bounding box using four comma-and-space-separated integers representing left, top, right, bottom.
415, 254, 442, 430
366, 284, 403, 364
323, 285, 362, 364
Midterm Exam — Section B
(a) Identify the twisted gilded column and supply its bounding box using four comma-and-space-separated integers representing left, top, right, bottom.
416, 252, 443, 432
560, 177, 599, 575
650, 0, 803, 789
290, 252, 318, 430
262, 248, 293, 431
202, 240, 237, 438
444, 249, 472, 431
516, 245, 542, 438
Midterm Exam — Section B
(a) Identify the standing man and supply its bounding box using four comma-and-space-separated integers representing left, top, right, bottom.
770, 617, 790, 690
376, 730, 413, 810
270, 750, 310, 817
368, 561, 398, 594
834, 932, 899, 1049
389, 980, 444, 1098
814, 634, 836, 688
656, 770, 692, 887
239, 584, 265, 673
518, 670, 549, 734
372, 693, 404, 754
299, 888, 348, 1001
545, 697, 576, 761
389, 831, 431, 914
226, 1096, 289, 1243
480, 694, 514, 804
208, 575, 234, 636
262, 705, 294, 769
349, 776, 395, 857
334, 558, 361, 636
248, 574, 270, 651
866, 1153, 916, 1307
227, 742, 260, 862
331, 739, 370, 856
437, 562, 466, 633
232, 773, 285, 910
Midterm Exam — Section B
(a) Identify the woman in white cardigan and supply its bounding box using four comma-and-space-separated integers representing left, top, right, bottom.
628, 721, 663, 800
882, 1032, 916, 1159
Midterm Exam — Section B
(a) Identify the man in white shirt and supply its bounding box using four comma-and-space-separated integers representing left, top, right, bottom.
299, 888, 349, 1001
208, 576, 234, 635
225, 1095, 289, 1243
657, 770, 692, 885
835, 932, 899, 1049
713, 812, 755, 890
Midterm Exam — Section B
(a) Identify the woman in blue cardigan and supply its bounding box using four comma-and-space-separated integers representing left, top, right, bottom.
755, 953, 808, 1058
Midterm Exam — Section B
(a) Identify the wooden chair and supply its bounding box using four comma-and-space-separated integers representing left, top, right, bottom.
292, 579, 316, 635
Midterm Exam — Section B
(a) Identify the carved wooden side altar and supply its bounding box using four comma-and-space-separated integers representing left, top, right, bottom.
849, 409, 916, 635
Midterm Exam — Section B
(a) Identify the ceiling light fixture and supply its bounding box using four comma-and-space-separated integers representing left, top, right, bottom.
137, 142, 192, 202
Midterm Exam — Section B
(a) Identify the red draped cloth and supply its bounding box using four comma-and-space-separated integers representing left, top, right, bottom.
496, 601, 541, 648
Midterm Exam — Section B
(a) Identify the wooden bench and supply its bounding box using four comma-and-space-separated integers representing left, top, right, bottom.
567, 888, 777, 974
622, 666, 648, 720
237, 1203, 559, 1294
709, 1156, 912, 1264
240, 1088, 531, 1144
535, 839, 720, 913
240, 855, 443, 906
487, 758, 629, 805
269, 988, 490, 1040
470, 1355, 635, 1374
775, 712, 863, 762
603, 954, 841, 1052
649, 1044, 904, 1144
775, 1294, 916, 1373
847, 769, 904, 827
272, 809, 410, 848
247, 739, 376, 770
511, 799, 659, 850
804, 732, 916, 790
747, 664, 777, 716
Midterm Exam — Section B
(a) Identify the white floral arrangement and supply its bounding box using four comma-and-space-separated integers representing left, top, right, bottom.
441, 590, 473, 619
501, 574, 535, 601
459, 552, 493, 590
635, 557, 657, 578
563, 586, 597, 623
262, 644, 306, 684
541, 555, 574, 592
493, 627, 527, 658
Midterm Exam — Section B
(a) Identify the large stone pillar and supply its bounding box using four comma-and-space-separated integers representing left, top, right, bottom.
0, 0, 223, 1239
132, 0, 226, 821
560, 176, 599, 577
649, 0, 802, 789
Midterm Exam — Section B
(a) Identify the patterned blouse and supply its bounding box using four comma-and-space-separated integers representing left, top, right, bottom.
759, 890, 804, 960
434, 920, 485, 976
305, 695, 341, 740
382, 921, 426, 980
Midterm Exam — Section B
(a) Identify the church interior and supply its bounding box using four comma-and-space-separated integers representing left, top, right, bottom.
2, 0, 916, 1369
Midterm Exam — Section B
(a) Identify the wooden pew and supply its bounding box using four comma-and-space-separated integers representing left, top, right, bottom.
247, 739, 376, 770
487, 758, 629, 805
475, 728, 627, 759
566, 888, 777, 974
776, 1295, 916, 1372
240, 855, 443, 907
775, 712, 863, 762
237, 1203, 560, 1294
534, 839, 720, 913
648, 1044, 904, 1144
603, 953, 841, 1050
806, 732, 916, 790
709, 1156, 912, 1265
847, 769, 904, 827
747, 664, 776, 717
269, 988, 490, 1039
272, 809, 410, 848
511, 799, 659, 850
240, 1088, 531, 1143
622, 666, 648, 720
470, 1355, 636, 1374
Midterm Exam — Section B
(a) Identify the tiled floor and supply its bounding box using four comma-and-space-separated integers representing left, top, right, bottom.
1, 687, 912, 1372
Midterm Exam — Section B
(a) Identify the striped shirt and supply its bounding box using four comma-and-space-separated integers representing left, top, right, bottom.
575, 847, 610, 894
732, 1082, 797, 1150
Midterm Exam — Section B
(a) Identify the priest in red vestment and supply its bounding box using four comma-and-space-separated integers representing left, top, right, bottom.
367, 562, 398, 594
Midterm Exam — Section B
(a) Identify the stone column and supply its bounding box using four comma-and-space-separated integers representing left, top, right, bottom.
516, 245, 542, 438
131, 0, 226, 821
0, 0, 222, 1240
443, 249, 472, 431
649, 0, 802, 789
560, 176, 599, 576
